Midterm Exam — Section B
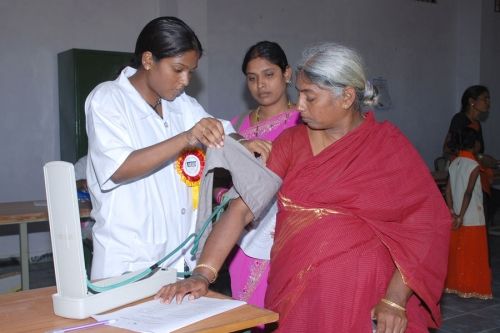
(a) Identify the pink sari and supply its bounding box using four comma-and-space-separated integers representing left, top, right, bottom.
228, 109, 300, 309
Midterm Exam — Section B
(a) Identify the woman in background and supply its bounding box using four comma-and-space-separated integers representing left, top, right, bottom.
225, 41, 301, 311
445, 127, 492, 299
443, 85, 497, 226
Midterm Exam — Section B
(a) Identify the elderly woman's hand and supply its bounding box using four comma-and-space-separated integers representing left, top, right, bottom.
371, 299, 408, 333
155, 274, 209, 304
186, 118, 225, 148
239, 139, 272, 163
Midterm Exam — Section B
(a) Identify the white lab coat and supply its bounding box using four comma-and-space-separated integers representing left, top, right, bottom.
74, 155, 88, 181
85, 67, 234, 279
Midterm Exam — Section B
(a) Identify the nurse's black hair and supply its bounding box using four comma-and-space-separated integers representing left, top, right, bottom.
241, 41, 288, 74
131, 16, 203, 68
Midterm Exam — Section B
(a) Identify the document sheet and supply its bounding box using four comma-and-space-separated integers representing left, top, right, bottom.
93, 297, 246, 333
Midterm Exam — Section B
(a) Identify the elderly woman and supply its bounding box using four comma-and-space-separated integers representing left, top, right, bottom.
157, 43, 450, 333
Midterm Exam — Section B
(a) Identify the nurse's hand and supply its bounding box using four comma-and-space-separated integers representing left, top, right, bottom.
155, 275, 209, 304
239, 139, 272, 163
185, 118, 225, 148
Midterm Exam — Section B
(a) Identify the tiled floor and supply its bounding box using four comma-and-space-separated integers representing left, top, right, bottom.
1, 216, 500, 332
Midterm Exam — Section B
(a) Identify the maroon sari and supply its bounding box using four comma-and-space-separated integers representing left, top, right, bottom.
265, 112, 450, 332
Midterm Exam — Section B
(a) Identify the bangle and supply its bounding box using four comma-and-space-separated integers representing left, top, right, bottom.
194, 264, 218, 283
380, 298, 406, 312
191, 272, 210, 285
237, 138, 246, 143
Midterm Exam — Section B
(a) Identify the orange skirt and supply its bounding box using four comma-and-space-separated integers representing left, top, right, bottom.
445, 225, 492, 299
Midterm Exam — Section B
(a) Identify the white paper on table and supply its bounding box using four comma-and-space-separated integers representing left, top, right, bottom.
92, 297, 246, 333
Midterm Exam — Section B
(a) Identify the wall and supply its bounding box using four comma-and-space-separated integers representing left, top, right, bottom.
0, 0, 159, 202
0, 0, 498, 257
480, 0, 500, 159
0, 0, 162, 258
204, 0, 461, 164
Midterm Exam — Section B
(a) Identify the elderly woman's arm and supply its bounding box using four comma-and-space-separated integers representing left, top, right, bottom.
155, 197, 254, 304
371, 269, 412, 333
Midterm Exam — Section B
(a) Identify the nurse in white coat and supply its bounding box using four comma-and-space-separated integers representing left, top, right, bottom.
85, 17, 237, 279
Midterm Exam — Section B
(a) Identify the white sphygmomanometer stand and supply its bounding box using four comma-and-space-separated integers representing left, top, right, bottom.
43, 161, 176, 319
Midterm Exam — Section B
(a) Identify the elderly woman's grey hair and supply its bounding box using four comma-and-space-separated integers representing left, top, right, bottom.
296, 42, 378, 109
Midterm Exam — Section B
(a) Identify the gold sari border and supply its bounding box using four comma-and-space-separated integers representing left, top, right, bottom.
278, 193, 350, 218
444, 288, 493, 300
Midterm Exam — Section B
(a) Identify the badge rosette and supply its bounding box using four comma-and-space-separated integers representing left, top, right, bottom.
175, 147, 205, 209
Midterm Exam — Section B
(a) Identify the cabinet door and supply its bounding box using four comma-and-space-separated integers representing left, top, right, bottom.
58, 49, 133, 163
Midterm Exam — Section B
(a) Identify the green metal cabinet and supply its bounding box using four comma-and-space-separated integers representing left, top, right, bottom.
58, 49, 134, 163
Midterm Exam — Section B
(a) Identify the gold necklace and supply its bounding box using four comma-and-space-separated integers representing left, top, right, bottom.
253, 100, 292, 138
255, 106, 261, 123
255, 100, 291, 123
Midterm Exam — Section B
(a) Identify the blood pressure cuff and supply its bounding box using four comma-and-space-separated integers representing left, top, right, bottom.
194, 136, 282, 258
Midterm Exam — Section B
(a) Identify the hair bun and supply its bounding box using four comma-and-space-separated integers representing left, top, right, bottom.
362, 80, 379, 107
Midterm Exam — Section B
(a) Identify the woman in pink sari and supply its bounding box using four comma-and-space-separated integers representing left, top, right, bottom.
158, 43, 450, 333
225, 41, 300, 311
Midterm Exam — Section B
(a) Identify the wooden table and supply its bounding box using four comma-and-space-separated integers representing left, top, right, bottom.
0, 286, 279, 333
0, 200, 92, 290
